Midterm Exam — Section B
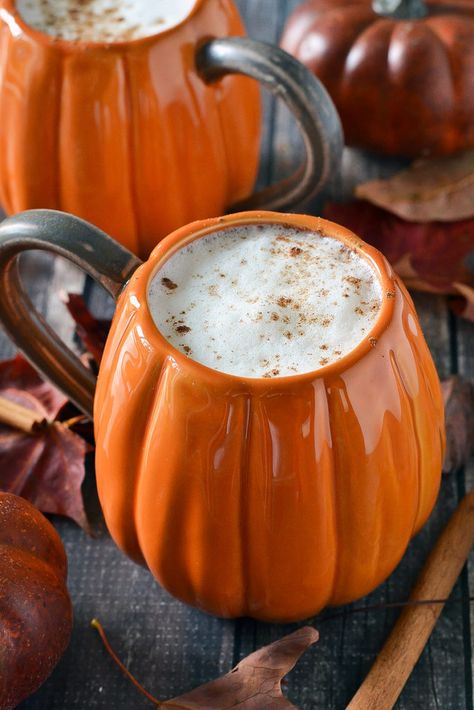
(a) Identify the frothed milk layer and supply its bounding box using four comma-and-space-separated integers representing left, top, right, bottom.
148, 225, 382, 378
16, 0, 198, 42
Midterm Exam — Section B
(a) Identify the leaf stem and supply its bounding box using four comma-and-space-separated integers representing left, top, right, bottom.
61, 414, 89, 429
90, 618, 161, 706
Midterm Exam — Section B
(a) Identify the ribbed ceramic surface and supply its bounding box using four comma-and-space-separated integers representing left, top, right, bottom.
0, 0, 260, 256
94, 212, 445, 621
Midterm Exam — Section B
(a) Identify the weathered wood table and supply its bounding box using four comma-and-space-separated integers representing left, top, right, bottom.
1, 1, 471, 708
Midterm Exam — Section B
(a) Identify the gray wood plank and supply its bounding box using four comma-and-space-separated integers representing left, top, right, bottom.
0, 1, 470, 708
455, 310, 474, 708
23, 521, 238, 708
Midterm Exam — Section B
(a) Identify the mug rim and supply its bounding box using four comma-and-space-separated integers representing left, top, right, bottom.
1, 0, 206, 51
125, 210, 397, 388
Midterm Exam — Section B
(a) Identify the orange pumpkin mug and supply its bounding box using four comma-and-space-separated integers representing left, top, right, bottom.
0, 209, 445, 621
0, 0, 343, 257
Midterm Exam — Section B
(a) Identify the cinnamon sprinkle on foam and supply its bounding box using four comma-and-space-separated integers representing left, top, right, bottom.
17, 0, 197, 42
148, 224, 383, 378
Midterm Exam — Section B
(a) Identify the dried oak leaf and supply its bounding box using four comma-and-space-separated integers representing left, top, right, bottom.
442, 376, 474, 474
0, 355, 90, 531
324, 201, 474, 320
355, 150, 474, 223
63, 292, 110, 366
161, 627, 318, 709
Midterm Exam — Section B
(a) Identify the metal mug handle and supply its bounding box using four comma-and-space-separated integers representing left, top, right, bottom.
197, 37, 344, 210
0, 210, 142, 417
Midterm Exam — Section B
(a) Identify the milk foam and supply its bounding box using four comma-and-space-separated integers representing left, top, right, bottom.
148, 224, 382, 378
16, 0, 198, 42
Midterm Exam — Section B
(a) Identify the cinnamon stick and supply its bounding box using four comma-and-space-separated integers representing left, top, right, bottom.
0, 394, 47, 433
347, 492, 474, 710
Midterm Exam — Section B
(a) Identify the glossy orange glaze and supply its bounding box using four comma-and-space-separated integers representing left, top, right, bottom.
0, 0, 261, 256
94, 211, 445, 622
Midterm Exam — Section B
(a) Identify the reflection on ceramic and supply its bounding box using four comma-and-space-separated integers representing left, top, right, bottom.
0, 0, 258, 256
93, 211, 445, 622
0, 0, 342, 257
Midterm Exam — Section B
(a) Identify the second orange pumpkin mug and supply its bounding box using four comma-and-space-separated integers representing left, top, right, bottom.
0, 0, 342, 257
0, 209, 444, 621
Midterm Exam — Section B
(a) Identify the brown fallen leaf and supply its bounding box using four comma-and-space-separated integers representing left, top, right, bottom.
163, 627, 318, 709
0, 355, 90, 531
442, 376, 474, 474
355, 151, 474, 223
324, 201, 474, 320
92, 619, 318, 709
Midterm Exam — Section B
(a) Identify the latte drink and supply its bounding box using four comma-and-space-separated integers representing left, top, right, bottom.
16, 0, 199, 42
148, 223, 382, 378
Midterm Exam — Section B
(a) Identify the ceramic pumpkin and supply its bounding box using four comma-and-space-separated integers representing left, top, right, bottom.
0, 209, 444, 621
0, 492, 72, 710
281, 0, 474, 157
0, 0, 342, 257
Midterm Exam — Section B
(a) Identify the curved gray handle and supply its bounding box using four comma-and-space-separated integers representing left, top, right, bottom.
0, 210, 142, 417
197, 37, 343, 211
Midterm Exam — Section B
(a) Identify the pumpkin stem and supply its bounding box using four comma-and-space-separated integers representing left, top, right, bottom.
372, 0, 428, 18
91, 618, 161, 706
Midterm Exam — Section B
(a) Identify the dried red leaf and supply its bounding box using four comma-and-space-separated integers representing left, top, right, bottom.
355, 151, 474, 223
0, 354, 67, 418
442, 376, 474, 474
324, 201, 474, 320
0, 355, 90, 531
63, 292, 110, 365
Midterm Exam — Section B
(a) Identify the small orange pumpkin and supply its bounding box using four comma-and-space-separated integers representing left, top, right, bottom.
93, 211, 444, 622
281, 0, 474, 157
0, 492, 72, 710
